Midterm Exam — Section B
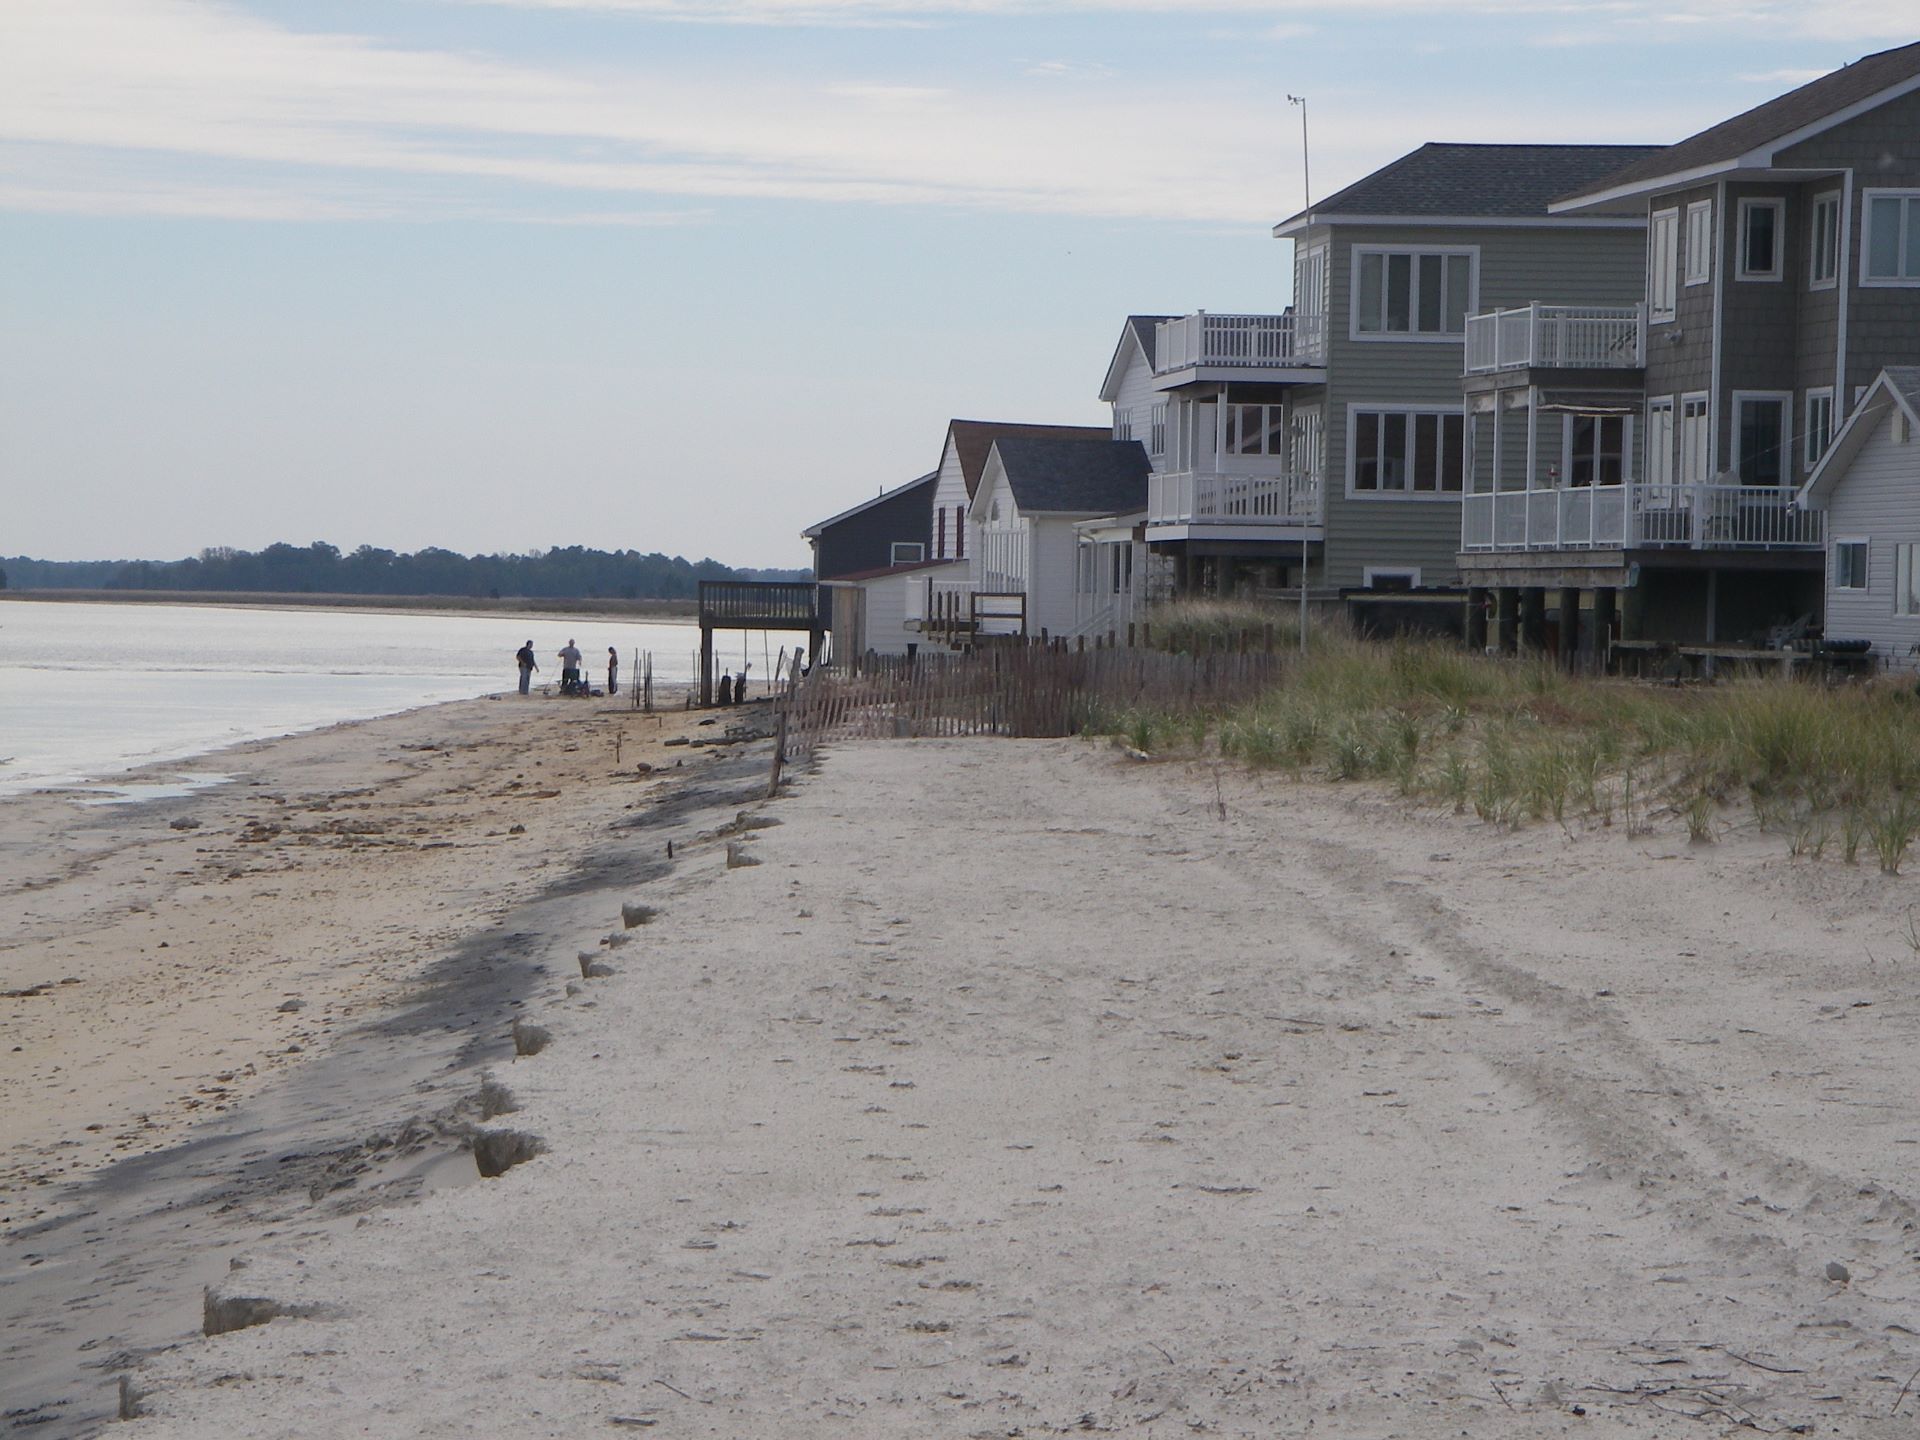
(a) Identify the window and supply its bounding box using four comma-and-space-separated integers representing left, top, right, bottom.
1350, 408, 1465, 495
1290, 409, 1324, 486
1224, 403, 1287, 456
1810, 193, 1840, 288
1352, 247, 1473, 337
1685, 201, 1713, 286
1834, 539, 1868, 591
1113, 410, 1133, 442
936, 507, 946, 558
1565, 414, 1629, 487
1149, 403, 1166, 459
1864, 191, 1920, 283
1650, 209, 1679, 321
1805, 388, 1834, 468
1898, 544, 1920, 615
1294, 244, 1328, 354
1736, 199, 1784, 280
1679, 393, 1710, 483
890, 541, 925, 566
1363, 567, 1420, 591
1645, 398, 1676, 490
954, 506, 965, 558
1732, 393, 1791, 487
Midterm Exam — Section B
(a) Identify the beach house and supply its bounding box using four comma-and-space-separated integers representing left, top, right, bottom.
1798, 368, 1920, 670
1459, 41, 1920, 667
803, 472, 963, 661
1101, 144, 1660, 624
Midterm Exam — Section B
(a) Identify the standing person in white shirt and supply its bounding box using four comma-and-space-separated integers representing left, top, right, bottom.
558, 639, 582, 694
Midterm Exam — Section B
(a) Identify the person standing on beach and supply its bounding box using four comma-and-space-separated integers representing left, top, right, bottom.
607, 646, 619, 696
558, 639, 582, 694
515, 640, 538, 695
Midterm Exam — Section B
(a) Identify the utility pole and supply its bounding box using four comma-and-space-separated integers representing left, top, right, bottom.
1288, 93, 1312, 655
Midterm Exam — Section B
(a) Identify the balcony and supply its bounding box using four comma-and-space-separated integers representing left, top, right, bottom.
1147, 469, 1322, 532
1153, 312, 1326, 382
1461, 483, 1824, 552
1464, 304, 1644, 376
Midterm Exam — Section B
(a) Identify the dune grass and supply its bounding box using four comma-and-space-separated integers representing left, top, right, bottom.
1100, 604, 1920, 865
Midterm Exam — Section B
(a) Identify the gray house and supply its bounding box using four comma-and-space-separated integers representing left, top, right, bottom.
1461, 40, 1920, 664
1800, 368, 1920, 669
1101, 144, 1658, 610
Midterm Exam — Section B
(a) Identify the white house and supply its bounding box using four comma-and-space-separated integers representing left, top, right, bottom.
1798, 367, 1920, 669
967, 436, 1151, 638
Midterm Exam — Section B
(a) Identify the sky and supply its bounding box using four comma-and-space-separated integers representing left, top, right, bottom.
2, 1, 1914, 569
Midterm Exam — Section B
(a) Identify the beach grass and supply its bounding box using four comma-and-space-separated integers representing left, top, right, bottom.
1105, 601, 1920, 855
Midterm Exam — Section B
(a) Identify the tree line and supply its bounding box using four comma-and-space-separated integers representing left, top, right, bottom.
0, 543, 809, 600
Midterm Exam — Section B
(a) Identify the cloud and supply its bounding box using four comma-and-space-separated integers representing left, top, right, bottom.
433, 0, 1920, 37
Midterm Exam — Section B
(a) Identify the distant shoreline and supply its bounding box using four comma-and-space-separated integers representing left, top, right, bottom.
0, 589, 700, 623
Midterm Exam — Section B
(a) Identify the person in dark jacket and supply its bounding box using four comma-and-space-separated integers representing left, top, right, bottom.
515, 641, 537, 695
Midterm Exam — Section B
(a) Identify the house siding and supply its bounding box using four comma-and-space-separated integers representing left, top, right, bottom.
812, 480, 935, 581
1109, 340, 1161, 457
929, 437, 970, 561
1779, 87, 1920, 422
1307, 218, 1646, 588
1822, 410, 1920, 668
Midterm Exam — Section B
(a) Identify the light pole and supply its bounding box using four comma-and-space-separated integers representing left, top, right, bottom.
1288, 93, 1311, 655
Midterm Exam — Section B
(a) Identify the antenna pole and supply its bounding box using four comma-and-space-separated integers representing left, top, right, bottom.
1288, 94, 1312, 655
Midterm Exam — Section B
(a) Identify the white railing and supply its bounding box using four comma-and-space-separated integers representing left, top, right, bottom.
1147, 469, 1323, 527
1154, 312, 1326, 374
1463, 303, 1644, 374
1461, 483, 1824, 551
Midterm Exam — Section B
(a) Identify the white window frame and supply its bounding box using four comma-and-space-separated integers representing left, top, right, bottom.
1113, 410, 1133, 442
1348, 245, 1478, 343
1684, 201, 1714, 286
890, 541, 925, 566
1645, 397, 1676, 491
1679, 392, 1711, 483
1736, 198, 1785, 282
1362, 566, 1422, 590
1649, 208, 1679, 322
1897, 543, 1920, 616
1809, 192, 1840, 290
1804, 387, 1834, 469
1345, 403, 1467, 500
1730, 390, 1794, 488
1833, 537, 1869, 592
1560, 412, 1633, 489
1862, 189, 1920, 286
1148, 402, 1166, 460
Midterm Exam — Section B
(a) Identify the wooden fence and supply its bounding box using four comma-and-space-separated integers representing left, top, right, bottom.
768, 641, 1286, 783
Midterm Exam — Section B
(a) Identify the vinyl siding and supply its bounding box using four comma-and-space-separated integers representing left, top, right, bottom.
853, 572, 915, 656
811, 481, 935, 580
1110, 342, 1161, 459
1303, 219, 1646, 587
1778, 88, 1920, 420
929, 437, 970, 561
1823, 410, 1920, 668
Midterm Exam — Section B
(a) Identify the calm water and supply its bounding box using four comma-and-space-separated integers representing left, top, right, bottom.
0, 600, 776, 796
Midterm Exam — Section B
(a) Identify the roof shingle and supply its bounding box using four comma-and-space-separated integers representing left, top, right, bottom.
1275, 143, 1665, 231
990, 437, 1150, 516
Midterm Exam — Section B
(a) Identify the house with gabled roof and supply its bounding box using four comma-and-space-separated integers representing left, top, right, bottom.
1096, 145, 1658, 620
1460, 41, 1920, 665
802, 471, 956, 662
967, 436, 1151, 638
927, 419, 1112, 567
1799, 367, 1920, 669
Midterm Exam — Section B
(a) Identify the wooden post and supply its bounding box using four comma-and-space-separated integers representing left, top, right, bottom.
1556, 586, 1581, 671
1495, 587, 1519, 654
699, 624, 714, 706
1592, 587, 1617, 673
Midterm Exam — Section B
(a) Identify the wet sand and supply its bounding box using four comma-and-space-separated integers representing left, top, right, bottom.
0, 691, 776, 1434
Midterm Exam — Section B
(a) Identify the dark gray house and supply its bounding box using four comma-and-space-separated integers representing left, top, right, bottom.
1460, 41, 1920, 664
1096, 145, 1658, 612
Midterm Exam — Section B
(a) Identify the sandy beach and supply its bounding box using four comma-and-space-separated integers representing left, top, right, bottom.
17, 715, 1913, 1437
